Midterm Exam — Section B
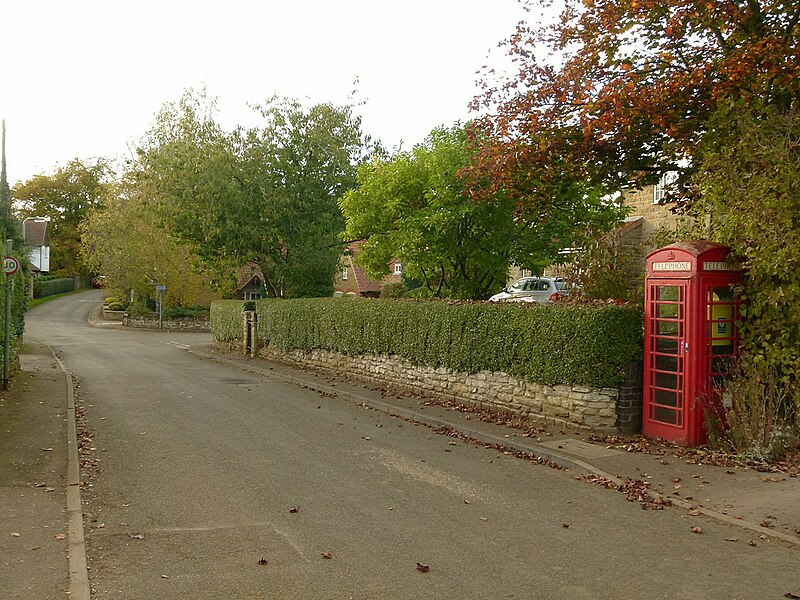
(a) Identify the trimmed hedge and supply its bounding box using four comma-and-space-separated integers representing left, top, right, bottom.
211, 298, 644, 388
211, 300, 248, 342
33, 277, 78, 298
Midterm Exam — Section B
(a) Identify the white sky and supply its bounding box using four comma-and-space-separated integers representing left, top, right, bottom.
0, 0, 535, 187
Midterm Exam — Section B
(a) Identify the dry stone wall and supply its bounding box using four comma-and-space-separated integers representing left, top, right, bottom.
252, 344, 635, 432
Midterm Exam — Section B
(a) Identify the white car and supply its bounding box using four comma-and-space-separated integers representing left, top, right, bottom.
488, 276, 572, 303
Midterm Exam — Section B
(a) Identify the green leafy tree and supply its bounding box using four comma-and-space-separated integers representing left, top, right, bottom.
340, 125, 622, 300
692, 102, 800, 407
14, 158, 108, 276
80, 174, 210, 309
137, 90, 373, 298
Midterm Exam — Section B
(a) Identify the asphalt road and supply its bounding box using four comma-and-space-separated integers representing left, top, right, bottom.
26, 290, 799, 600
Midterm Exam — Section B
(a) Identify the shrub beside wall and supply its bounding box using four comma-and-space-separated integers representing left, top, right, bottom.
212, 298, 643, 388
33, 277, 79, 298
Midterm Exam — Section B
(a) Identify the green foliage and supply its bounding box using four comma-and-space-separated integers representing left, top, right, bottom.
137, 90, 374, 299
165, 305, 209, 319
380, 281, 405, 298
705, 359, 798, 460
106, 302, 126, 312
692, 102, 800, 403
14, 159, 108, 277
0, 265, 29, 366
340, 125, 623, 300
80, 173, 210, 310
33, 277, 78, 298
211, 300, 247, 342
213, 298, 643, 387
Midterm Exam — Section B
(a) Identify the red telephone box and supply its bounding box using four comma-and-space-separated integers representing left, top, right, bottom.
643, 241, 742, 446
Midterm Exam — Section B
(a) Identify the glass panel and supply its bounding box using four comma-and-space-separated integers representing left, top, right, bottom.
710, 286, 734, 302
655, 355, 679, 371
657, 303, 679, 318
655, 372, 678, 389
654, 406, 679, 424
655, 338, 679, 354
655, 388, 679, 407
657, 286, 680, 302
657, 320, 679, 336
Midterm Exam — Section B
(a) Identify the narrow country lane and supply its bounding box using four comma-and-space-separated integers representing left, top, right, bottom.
26, 291, 798, 600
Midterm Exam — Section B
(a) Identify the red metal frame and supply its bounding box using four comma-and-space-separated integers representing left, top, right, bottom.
643, 242, 742, 446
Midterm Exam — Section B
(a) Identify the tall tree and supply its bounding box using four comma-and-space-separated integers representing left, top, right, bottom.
137, 91, 373, 298
14, 158, 108, 276
340, 125, 621, 300
80, 174, 210, 309
471, 0, 800, 200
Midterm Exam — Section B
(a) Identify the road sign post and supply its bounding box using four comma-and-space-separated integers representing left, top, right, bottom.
156, 284, 166, 329
3, 241, 16, 390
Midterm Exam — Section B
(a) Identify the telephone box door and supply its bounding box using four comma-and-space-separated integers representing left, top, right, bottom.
643, 281, 690, 440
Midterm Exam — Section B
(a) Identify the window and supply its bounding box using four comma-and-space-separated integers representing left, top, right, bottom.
342, 267, 348, 280
247, 292, 261, 300
653, 171, 679, 204
394, 262, 403, 274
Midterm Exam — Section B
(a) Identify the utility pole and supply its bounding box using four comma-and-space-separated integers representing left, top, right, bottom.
0, 120, 10, 221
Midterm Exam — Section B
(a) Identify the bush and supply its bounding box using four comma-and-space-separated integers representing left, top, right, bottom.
104, 296, 121, 305
165, 305, 209, 319
211, 300, 247, 342
106, 302, 126, 312
380, 282, 405, 298
213, 297, 643, 387
33, 277, 77, 299
706, 358, 799, 460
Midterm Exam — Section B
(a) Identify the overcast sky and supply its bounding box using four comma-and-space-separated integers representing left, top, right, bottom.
0, 0, 536, 187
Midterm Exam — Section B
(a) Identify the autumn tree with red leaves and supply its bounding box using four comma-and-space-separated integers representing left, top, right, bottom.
471, 0, 800, 198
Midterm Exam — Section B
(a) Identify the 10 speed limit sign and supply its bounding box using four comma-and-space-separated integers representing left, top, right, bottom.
3, 256, 19, 275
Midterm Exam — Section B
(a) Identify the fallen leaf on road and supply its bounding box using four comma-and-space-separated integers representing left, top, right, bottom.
688, 509, 701, 516
690, 527, 702, 534
479, 517, 488, 522
562, 523, 570, 528
289, 506, 300, 513
760, 520, 774, 528
724, 537, 738, 542
321, 552, 332, 559
784, 592, 800, 599
44, 487, 55, 493
42, 448, 53, 452
128, 534, 144, 540
463, 500, 471, 505
748, 540, 757, 547
258, 558, 268, 565
161, 574, 169, 579
34, 482, 47, 488
10, 532, 20, 537
54, 534, 66, 540
672, 477, 681, 483
416, 563, 430, 573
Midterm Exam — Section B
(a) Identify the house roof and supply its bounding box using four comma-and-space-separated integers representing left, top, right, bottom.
23, 218, 49, 247
235, 262, 265, 292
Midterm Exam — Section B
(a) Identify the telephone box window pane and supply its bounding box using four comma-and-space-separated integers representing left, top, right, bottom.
657, 286, 680, 302
655, 372, 678, 389
655, 388, 680, 407
657, 303, 679, 318
653, 406, 679, 424
657, 320, 679, 336
709, 287, 734, 302
656, 338, 679, 354
656, 355, 679, 371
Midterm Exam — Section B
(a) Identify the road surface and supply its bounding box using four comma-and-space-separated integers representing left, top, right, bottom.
26, 290, 798, 599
